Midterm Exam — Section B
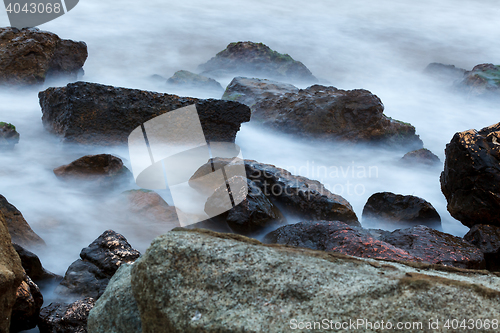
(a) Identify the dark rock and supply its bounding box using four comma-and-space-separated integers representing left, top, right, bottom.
264, 220, 419, 262
252, 85, 423, 149
0, 27, 87, 85
400, 148, 441, 166
423, 63, 466, 82
0, 122, 19, 149
440, 122, 500, 227
53, 154, 132, 188
198, 41, 317, 84
38, 298, 95, 333
0, 195, 45, 248
221, 76, 299, 107
12, 244, 60, 283
380, 225, 485, 269
167, 70, 223, 93
10, 274, 43, 332
457, 63, 500, 98
464, 224, 500, 271
362, 192, 441, 229
39, 81, 251, 145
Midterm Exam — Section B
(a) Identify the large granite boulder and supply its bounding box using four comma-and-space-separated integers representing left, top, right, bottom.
0, 122, 19, 150
39, 298, 95, 333
457, 63, 500, 98
464, 224, 500, 271
440, 122, 500, 227
198, 41, 317, 84
87, 228, 500, 333
0, 195, 44, 248
0, 27, 87, 86
362, 192, 441, 229
39, 81, 251, 145
251, 85, 423, 149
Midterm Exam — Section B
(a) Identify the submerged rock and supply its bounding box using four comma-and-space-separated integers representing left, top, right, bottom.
423, 63, 466, 82
440, 122, 500, 227
39, 81, 251, 145
400, 148, 441, 166
464, 224, 500, 271
167, 70, 223, 93
11, 274, 43, 332
457, 63, 500, 98
0, 122, 19, 149
39, 298, 95, 333
0, 27, 87, 85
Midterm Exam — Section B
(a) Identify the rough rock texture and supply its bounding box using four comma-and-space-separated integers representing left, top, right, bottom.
39, 81, 251, 145
423, 63, 466, 82
38, 298, 95, 333
464, 224, 500, 271
264, 221, 418, 262
198, 41, 317, 83
0, 122, 19, 150
0, 211, 24, 333
12, 244, 61, 283
400, 148, 441, 166
252, 85, 423, 149
440, 122, 500, 227
87, 264, 141, 333
10, 274, 43, 332
380, 225, 485, 269
221, 76, 299, 107
167, 70, 223, 93
121, 190, 179, 223
111, 228, 500, 333
0, 27, 87, 85
0, 194, 44, 247
362, 192, 441, 229
457, 63, 500, 97
53, 154, 132, 188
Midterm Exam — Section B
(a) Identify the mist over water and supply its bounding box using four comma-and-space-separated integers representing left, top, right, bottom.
0, 0, 499, 281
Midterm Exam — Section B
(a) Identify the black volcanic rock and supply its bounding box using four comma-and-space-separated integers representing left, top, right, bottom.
39, 298, 95, 333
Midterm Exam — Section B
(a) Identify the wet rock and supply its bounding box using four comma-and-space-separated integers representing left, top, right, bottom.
423, 63, 466, 82
464, 224, 500, 271
0, 27, 87, 86
205, 176, 285, 235
380, 225, 485, 269
12, 244, 60, 283
10, 274, 43, 332
121, 189, 179, 224
39, 81, 251, 145
457, 63, 500, 98
38, 298, 95, 333
440, 122, 500, 227
53, 154, 133, 188
252, 85, 423, 149
264, 220, 418, 262
400, 148, 441, 166
221, 76, 299, 107
0, 122, 19, 149
198, 41, 317, 84
167, 70, 223, 94
0, 211, 24, 333
0, 194, 45, 247
362, 192, 441, 229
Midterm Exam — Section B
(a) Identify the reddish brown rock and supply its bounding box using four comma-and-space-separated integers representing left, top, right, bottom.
10, 274, 43, 332
400, 148, 441, 166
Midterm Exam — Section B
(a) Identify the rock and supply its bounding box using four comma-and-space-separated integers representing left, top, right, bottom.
400, 148, 441, 166
457, 63, 500, 98
423, 63, 466, 82
87, 264, 141, 333
0, 122, 19, 149
121, 189, 179, 224
190, 158, 360, 226
252, 85, 423, 149
167, 70, 223, 93
38, 298, 95, 333
12, 244, 60, 283
10, 274, 43, 332
39, 81, 251, 145
0, 211, 24, 333
116, 228, 500, 332
55, 230, 140, 300
53, 154, 133, 189
0, 194, 44, 248
264, 220, 419, 262
205, 176, 285, 235
198, 41, 317, 84
0, 27, 87, 86
221, 76, 299, 107
464, 224, 500, 271
380, 225, 485, 269
362, 192, 441, 229
440, 122, 500, 227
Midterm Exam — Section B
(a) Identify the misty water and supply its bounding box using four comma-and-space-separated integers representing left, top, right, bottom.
0, 0, 499, 308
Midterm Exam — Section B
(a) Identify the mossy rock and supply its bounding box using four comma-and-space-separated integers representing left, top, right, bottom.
0, 122, 20, 148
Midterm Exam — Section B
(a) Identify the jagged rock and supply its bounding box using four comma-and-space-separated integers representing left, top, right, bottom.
221, 76, 299, 107
423, 63, 466, 82
440, 122, 500, 227
39, 81, 251, 145
0, 27, 87, 85
0, 194, 44, 247
251, 85, 423, 149
198, 41, 317, 83
400, 148, 441, 166
10, 274, 43, 332
457, 63, 500, 98
167, 70, 223, 93
38, 298, 95, 333
0, 122, 19, 149
464, 224, 500, 271
12, 244, 60, 283
0, 211, 24, 333
362, 192, 441, 229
